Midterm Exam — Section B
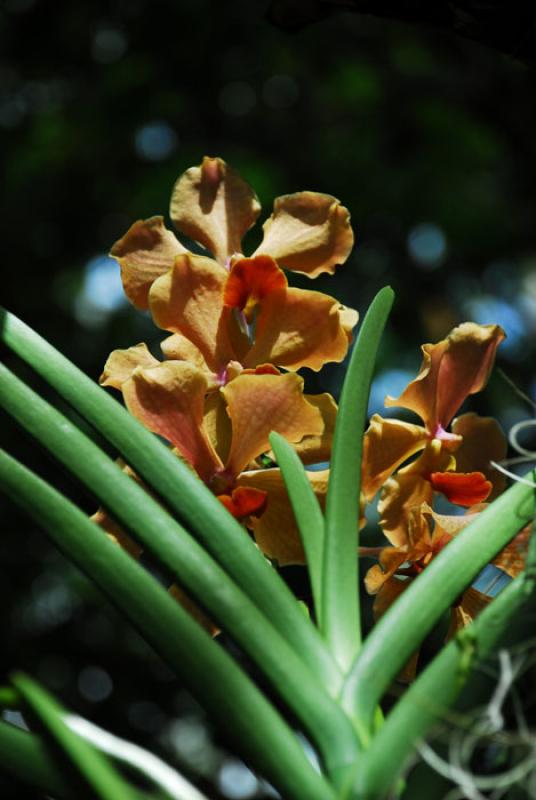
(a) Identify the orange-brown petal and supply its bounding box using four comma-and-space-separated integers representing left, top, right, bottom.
244, 287, 358, 372
447, 587, 491, 638
361, 415, 428, 501
493, 523, 532, 578
204, 390, 233, 465
149, 253, 243, 372
91, 507, 143, 559
110, 216, 188, 309
291, 393, 338, 465
99, 343, 160, 389
222, 372, 323, 477
254, 191, 354, 277
122, 361, 222, 482
429, 471, 491, 506
224, 255, 287, 321
237, 468, 329, 564
169, 157, 261, 265
218, 486, 268, 521
385, 323, 505, 434
451, 413, 507, 499
378, 473, 433, 547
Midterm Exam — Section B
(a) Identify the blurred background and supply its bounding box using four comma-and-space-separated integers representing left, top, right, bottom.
2, 1, 536, 797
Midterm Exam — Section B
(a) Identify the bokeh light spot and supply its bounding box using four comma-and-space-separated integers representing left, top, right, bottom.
463, 296, 525, 358
368, 369, 415, 416
134, 121, 178, 161
78, 665, 113, 703
74, 254, 126, 328
92, 27, 128, 64
407, 223, 447, 269
218, 759, 258, 799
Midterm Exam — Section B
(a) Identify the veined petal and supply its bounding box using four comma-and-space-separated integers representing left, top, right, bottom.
292, 393, 337, 464
224, 255, 287, 322
122, 361, 223, 482
169, 157, 261, 265
385, 323, 505, 433
237, 468, 329, 564
110, 216, 188, 309
378, 473, 433, 547
493, 523, 532, 578
429, 471, 491, 506
448, 588, 491, 638
451, 412, 507, 499
361, 415, 428, 501
204, 390, 232, 465
149, 253, 243, 372
100, 343, 160, 389
364, 548, 408, 595
254, 192, 354, 277
222, 373, 323, 477
244, 287, 358, 372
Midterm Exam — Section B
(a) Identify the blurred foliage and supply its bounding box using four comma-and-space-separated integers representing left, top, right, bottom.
2, 1, 536, 797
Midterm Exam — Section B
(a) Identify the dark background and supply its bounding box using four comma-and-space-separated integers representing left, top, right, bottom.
2, 1, 536, 797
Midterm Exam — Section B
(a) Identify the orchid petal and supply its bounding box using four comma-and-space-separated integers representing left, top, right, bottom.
222, 373, 323, 477
451, 412, 507, 499
204, 390, 232, 465
238, 468, 329, 565
254, 192, 354, 277
291, 393, 338, 465
149, 253, 244, 372
385, 323, 505, 433
224, 255, 287, 322
429, 471, 492, 506
217, 486, 268, 521
110, 216, 188, 309
361, 414, 428, 501
169, 157, 261, 265
99, 343, 160, 389
244, 288, 358, 372
122, 361, 223, 482
378, 473, 433, 547
493, 523, 532, 578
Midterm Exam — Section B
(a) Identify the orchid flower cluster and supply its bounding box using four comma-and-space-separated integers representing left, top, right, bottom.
97, 156, 522, 663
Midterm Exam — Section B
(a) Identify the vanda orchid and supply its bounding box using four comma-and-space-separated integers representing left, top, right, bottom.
96, 157, 355, 562
4, 152, 536, 800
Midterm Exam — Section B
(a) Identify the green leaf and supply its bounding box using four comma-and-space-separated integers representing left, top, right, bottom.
0, 363, 360, 774
322, 286, 395, 670
269, 431, 325, 623
341, 473, 536, 732
352, 574, 534, 799
0, 448, 336, 800
0, 719, 73, 799
0, 308, 338, 691
11, 673, 140, 800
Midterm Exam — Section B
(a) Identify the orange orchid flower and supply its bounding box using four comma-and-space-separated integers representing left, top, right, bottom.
100, 354, 333, 563
364, 503, 493, 680
361, 323, 507, 543
109, 157, 358, 381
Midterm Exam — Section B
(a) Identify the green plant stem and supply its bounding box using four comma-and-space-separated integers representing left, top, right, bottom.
269, 432, 325, 623
11, 673, 140, 800
0, 720, 73, 799
0, 364, 359, 774
0, 308, 339, 691
0, 448, 337, 800
322, 286, 394, 671
341, 474, 536, 733
352, 573, 535, 800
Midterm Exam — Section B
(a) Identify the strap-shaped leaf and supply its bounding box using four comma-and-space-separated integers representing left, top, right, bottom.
0, 719, 73, 799
0, 364, 358, 777
0, 308, 338, 690
11, 673, 140, 800
322, 286, 394, 670
0, 448, 336, 800
341, 473, 536, 732
352, 572, 535, 799
269, 431, 325, 622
